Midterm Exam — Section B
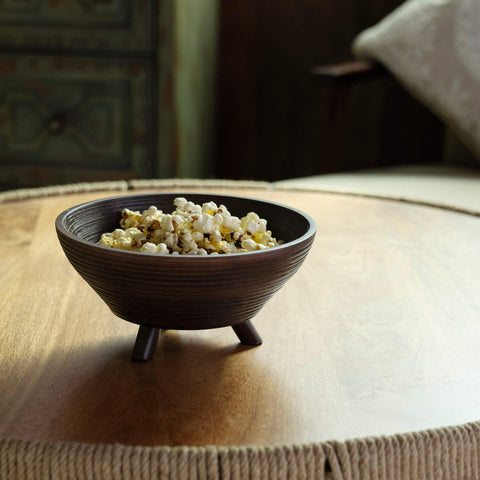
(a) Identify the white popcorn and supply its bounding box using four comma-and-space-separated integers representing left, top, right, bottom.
173, 215, 184, 228
99, 232, 114, 247
120, 209, 141, 228
241, 212, 267, 235
173, 197, 187, 208
164, 232, 179, 251
192, 231, 204, 243
112, 228, 126, 240
98, 198, 281, 255
202, 201, 218, 213
192, 213, 217, 234
174, 197, 202, 215
242, 238, 266, 251
142, 206, 159, 217
222, 215, 241, 232
124, 227, 146, 246
118, 236, 134, 249
160, 214, 174, 232
155, 243, 169, 255
140, 242, 157, 254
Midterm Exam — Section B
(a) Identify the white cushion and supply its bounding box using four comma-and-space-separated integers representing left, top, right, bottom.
353, 0, 480, 164
275, 164, 480, 214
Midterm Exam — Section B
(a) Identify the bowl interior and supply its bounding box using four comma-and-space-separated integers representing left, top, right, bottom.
59, 193, 315, 249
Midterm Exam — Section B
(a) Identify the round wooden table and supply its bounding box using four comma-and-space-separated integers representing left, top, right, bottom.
2, 185, 480, 449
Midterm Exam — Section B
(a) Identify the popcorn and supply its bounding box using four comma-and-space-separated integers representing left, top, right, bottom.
98, 197, 281, 255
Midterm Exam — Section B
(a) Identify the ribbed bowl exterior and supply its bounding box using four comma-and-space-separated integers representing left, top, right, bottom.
56, 193, 316, 330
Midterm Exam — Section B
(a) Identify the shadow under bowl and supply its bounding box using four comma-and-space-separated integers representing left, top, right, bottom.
56, 193, 316, 361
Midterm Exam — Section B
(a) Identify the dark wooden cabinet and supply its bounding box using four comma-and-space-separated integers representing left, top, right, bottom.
0, 1, 155, 52
0, 1, 218, 190
0, 54, 155, 187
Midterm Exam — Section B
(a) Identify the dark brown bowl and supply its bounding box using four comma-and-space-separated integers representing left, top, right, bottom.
56, 193, 316, 361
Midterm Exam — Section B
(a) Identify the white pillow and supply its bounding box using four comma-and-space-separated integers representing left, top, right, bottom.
353, 0, 480, 162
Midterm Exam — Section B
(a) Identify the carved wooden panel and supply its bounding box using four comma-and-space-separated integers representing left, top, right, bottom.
0, 1, 218, 190
0, 55, 154, 185
0, 0, 154, 52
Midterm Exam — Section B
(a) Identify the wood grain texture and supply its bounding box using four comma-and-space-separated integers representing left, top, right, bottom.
55, 193, 315, 332
2, 188, 480, 448
216, 0, 449, 181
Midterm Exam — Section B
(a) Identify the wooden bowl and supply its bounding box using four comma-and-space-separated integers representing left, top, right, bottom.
56, 193, 316, 361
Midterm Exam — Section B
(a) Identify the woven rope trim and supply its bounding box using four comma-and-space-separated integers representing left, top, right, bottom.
2, 179, 480, 478
3, 421, 480, 479
0, 179, 271, 205
1, 178, 479, 220
273, 184, 480, 218
0, 181, 129, 204
128, 178, 272, 190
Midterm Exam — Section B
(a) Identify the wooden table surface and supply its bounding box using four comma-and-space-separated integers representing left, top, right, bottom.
2, 187, 480, 448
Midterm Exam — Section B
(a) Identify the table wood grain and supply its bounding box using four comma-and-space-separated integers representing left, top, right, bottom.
2, 187, 480, 448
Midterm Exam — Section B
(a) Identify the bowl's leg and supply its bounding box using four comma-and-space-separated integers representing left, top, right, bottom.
232, 320, 263, 345
132, 325, 160, 362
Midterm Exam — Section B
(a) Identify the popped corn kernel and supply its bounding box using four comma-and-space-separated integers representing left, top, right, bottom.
99, 232, 114, 247
160, 215, 174, 232
120, 209, 141, 228
112, 228, 126, 240
192, 231, 204, 243
98, 197, 281, 255
155, 243, 169, 255
173, 197, 187, 208
140, 242, 157, 254
241, 238, 258, 251
117, 236, 134, 250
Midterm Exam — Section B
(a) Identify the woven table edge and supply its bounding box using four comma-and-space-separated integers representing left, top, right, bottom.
1, 178, 480, 220
2, 420, 480, 479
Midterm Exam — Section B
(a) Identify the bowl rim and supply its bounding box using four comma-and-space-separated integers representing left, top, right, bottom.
55, 192, 317, 259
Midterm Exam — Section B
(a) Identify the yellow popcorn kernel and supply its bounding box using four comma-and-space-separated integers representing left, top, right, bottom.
117, 236, 134, 250
99, 232, 114, 247
120, 208, 141, 229
112, 228, 126, 240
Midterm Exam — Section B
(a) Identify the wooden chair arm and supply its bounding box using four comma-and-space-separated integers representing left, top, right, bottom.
310, 60, 388, 86
309, 59, 445, 172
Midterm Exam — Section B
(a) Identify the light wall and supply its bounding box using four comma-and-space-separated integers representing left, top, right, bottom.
174, 0, 219, 178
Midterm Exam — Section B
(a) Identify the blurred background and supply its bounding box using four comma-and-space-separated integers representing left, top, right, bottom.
0, 0, 476, 191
